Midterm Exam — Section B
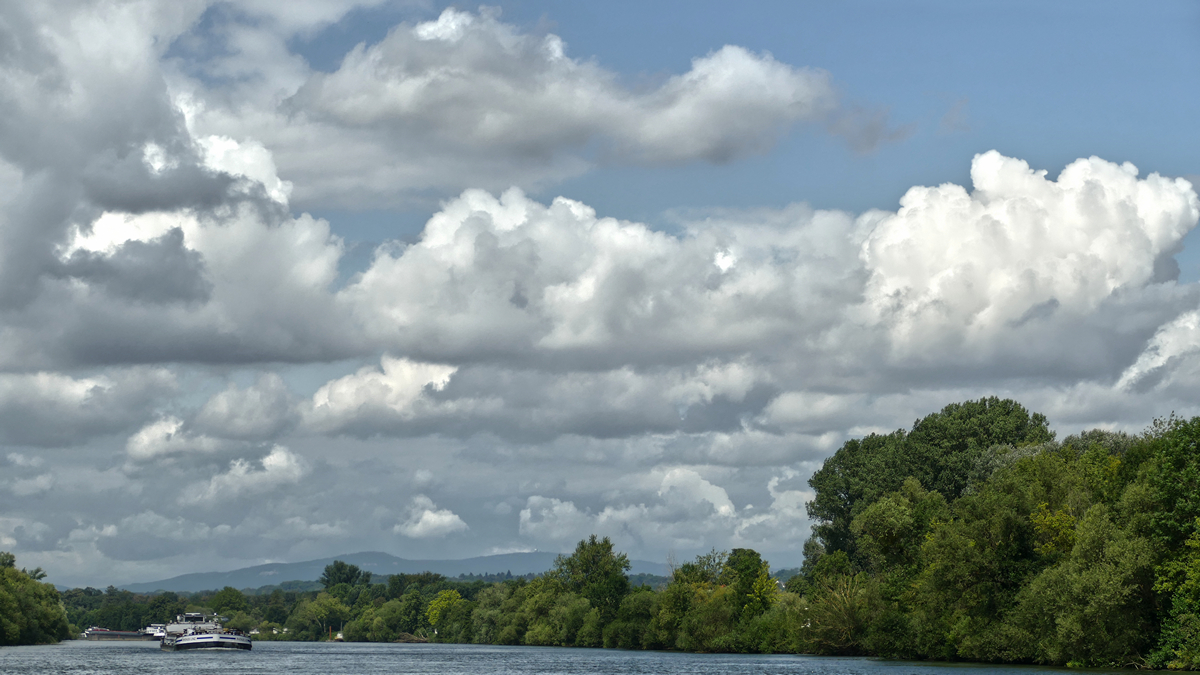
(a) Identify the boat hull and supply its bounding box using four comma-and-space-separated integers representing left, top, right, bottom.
161, 634, 252, 651
84, 629, 157, 641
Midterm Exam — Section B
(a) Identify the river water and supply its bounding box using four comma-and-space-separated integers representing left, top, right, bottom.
0, 640, 1120, 675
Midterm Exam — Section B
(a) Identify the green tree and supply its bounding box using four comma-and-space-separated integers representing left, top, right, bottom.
903, 439, 1105, 662
513, 576, 573, 646
292, 592, 350, 640
1008, 505, 1155, 666
469, 581, 517, 645
803, 572, 877, 655
553, 535, 631, 625
434, 596, 478, 643
603, 588, 657, 649
426, 589, 464, 630
1138, 417, 1200, 667
225, 611, 256, 633
851, 478, 948, 573
673, 549, 725, 586
905, 397, 1054, 499
806, 397, 1052, 573
320, 560, 371, 589
806, 430, 908, 563
145, 591, 186, 624
642, 579, 693, 649
210, 586, 248, 616
0, 553, 71, 646
396, 588, 428, 634
347, 596, 415, 642
720, 549, 775, 618
744, 591, 807, 654
1155, 522, 1200, 669
676, 585, 739, 652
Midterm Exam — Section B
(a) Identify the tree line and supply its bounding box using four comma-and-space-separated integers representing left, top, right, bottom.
26, 396, 1200, 668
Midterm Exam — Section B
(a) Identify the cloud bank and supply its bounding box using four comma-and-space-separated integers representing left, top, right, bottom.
0, 1, 1197, 587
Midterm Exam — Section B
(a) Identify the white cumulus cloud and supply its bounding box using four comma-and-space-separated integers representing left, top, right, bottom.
303, 356, 456, 433
183, 446, 308, 504
126, 417, 224, 461
518, 496, 594, 542
658, 467, 736, 517
861, 151, 1200, 359
395, 495, 468, 538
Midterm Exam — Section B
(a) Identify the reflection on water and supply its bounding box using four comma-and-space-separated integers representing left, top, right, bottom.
0, 641, 1128, 675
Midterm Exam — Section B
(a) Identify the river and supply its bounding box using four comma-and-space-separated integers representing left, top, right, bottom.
0, 640, 1122, 675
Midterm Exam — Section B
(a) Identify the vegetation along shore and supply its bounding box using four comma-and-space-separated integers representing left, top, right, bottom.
12, 397, 1200, 669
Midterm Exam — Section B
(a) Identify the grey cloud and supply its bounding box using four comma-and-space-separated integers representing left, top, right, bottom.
0, 368, 174, 447
56, 229, 213, 305
1, 205, 358, 369
1153, 243, 1183, 283
193, 373, 297, 440
94, 512, 215, 562
938, 97, 970, 134
512, 464, 813, 555
0, 3, 233, 312
296, 356, 782, 444
8, 515, 72, 554
827, 104, 915, 154
192, 8, 837, 209
0, 173, 86, 308
80, 148, 236, 214
1009, 297, 1060, 328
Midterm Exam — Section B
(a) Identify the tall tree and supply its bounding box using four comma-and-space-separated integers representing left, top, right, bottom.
806, 397, 1053, 568
320, 560, 370, 589
904, 396, 1054, 499
721, 548, 773, 618
554, 535, 631, 624
210, 586, 248, 615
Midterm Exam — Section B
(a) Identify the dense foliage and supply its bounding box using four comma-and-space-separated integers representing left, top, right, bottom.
54, 397, 1200, 669
792, 399, 1200, 669
0, 552, 71, 645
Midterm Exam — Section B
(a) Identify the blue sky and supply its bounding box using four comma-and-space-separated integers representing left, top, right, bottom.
2, 1, 1200, 586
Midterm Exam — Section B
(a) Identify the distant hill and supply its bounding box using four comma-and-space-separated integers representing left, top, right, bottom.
627, 573, 671, 590
120, 551, 670, 593
772, 567, 802, 583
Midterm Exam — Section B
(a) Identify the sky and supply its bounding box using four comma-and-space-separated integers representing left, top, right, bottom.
1, 0, 1198, 588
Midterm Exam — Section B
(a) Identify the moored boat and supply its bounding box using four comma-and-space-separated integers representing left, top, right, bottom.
83, 626, 157, 641
160, 613, 251, 652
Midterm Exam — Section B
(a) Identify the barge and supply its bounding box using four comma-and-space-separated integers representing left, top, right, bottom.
160, 613, 251, 652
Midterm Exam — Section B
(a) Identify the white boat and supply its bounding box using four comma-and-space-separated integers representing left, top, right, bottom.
160, 613, 252, 652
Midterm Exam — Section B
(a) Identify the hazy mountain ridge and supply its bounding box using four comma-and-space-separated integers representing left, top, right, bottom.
120, 551, 669, 593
